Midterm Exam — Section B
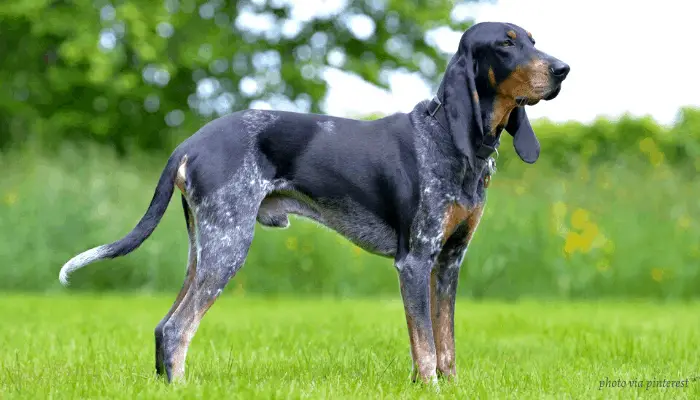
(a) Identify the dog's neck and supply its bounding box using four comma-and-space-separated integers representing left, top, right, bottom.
481, 95, 517, 137
437, 79, 513, 161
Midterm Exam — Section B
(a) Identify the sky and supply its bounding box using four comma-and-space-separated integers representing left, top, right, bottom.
322, 0, 700, 126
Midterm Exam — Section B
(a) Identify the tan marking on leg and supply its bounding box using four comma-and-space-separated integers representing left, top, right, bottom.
472, 90, 479, 103
175, 155, 188, 193
168, 296, 195, 381
156, 202, 197, 375
431, 269, 458, 379
400, 279, 437, 384
507, 30, 517, 39
442, 203, 469, 243
404, 311, 437, 384
443, 203, 486, 244
166, 291, 218, 382
434, 298, 456, 377
433, 205, 485, 380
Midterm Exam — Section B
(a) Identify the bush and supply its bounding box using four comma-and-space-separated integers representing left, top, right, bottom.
1, 111, 699, 299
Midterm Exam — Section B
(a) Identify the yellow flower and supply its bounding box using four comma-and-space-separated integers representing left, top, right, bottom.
553, 202, 567, 219
676, 215, 691, 230
649, 149, 664, 167
639, 137, 656, 153
651, 268, 664, 282
578, 223, 599, 253
571, 208, 590, 230
352, 246, 363, 256
564, 232, 583, 255
3, 192, 17, 206
638, 137, 664, 167
285, 237, 298, 251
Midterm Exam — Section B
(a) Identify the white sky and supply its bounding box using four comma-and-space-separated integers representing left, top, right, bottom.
323, 0, 700, 126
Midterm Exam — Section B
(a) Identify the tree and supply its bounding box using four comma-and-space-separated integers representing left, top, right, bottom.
0, 0, 472, 153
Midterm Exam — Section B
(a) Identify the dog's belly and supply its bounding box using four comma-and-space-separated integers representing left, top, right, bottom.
257, 192, 397, 258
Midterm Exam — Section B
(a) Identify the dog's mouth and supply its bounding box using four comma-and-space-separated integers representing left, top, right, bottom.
543, 85, 561, 101
514, 84, 561, 107
515, 96, 541, 106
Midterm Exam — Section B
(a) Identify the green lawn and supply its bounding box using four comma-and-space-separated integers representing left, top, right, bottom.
1, 295, 699, 399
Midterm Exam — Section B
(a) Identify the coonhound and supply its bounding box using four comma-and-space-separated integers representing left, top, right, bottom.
59, 22, 569, 384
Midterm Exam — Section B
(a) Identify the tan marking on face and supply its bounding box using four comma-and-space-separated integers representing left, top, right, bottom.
507, 30, 517, 39
176, 155, 189, 193
488, 67, 496, 88
527, 31, 533, 39
490, 59, 549, 134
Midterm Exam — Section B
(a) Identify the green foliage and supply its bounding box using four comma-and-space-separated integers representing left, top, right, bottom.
512, 107, 700, 172
0, 0, 468, 152
2, 295, 700, 398
1, 112, 699, 298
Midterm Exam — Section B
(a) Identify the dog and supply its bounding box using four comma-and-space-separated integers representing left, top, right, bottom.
59, 21, 569, 384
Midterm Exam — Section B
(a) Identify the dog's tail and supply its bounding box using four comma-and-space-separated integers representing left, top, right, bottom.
59, 153, 182, 286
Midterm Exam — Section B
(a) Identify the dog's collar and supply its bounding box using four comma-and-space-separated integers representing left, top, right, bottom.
427, 95, 449, 130
427, 95, 500, 160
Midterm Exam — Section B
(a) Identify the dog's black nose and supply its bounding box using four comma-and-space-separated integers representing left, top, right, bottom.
550, 62, 570, 79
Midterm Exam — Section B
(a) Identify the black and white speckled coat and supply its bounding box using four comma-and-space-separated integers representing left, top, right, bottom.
58, 22, 569, 384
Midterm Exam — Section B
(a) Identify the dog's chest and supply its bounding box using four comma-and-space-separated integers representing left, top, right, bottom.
441, 202, 484, 243
420, 172, 486, 245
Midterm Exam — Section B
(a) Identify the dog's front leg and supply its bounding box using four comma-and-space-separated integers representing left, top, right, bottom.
396, 251, 439, 384
430, 242, 467, 380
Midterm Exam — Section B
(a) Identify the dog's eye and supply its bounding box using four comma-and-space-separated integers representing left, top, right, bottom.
500, 39, 515, 47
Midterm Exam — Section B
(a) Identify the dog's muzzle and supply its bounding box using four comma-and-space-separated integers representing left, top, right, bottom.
543, 85, 561, 101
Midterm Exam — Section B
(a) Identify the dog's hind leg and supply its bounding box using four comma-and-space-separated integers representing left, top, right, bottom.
160, 175, 267, 382
155, 195, 197, 377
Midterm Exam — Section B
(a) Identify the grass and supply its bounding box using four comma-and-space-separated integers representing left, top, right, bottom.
1, 295, 699, 399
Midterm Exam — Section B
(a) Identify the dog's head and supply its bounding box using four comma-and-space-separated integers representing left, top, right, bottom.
441, 22, 569, 164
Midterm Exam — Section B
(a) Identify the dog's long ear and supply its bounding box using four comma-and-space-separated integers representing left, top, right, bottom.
442, 46, 483, 168
505, 106, 540, 164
